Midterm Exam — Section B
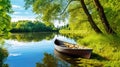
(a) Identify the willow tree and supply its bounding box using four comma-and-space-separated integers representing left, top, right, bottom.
0, 0, 12, 34
79, 0, 102, 33
24, 0, 116, 34
101, 0, 120, 33
93, 0, 115, 34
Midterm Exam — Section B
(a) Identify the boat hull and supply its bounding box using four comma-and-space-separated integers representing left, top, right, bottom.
54, 39, 92, 59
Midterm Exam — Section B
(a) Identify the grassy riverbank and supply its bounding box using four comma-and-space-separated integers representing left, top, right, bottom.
59, 29, 120, 66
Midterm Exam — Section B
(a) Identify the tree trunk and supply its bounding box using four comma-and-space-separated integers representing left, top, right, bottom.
80, 0, 102, 33
93, 0, 116, 34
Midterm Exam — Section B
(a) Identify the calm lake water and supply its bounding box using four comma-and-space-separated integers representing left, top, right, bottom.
1, 32, 120, 67
3, 33, 76, 67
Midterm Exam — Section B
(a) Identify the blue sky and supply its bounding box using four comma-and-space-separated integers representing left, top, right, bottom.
10, 0, 67, 27
10, 0, 36, 22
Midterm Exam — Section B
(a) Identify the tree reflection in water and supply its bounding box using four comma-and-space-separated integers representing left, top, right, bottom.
36, 53, 69, 67
0, 48, 9, 67
54, 50, 107, 67
9, 33, 55, 42
54, 49, 81, 67
36, 49, 108, 67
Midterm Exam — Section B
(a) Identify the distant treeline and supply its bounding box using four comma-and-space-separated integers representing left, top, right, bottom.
10, 20, 59, 32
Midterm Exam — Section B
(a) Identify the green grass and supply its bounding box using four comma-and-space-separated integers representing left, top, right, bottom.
59, 29, 120, 67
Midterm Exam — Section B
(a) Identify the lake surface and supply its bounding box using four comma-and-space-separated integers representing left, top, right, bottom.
3, 33, 76, 67
1, 32, 120, 67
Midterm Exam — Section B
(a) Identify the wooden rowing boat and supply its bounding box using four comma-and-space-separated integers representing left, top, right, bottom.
54, 39, 93, 59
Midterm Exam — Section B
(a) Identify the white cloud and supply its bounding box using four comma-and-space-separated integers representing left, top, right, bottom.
13, 12, 21, 14
9, 53, 22, 56
11, 16, 36, 22
12, 5, 21, 9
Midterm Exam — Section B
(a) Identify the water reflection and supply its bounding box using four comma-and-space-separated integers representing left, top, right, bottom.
4, 33, 77, 67
8, 33, 56, 42
54, 50, 104, 67
0, 48, 9, 67
36, 53, 69, 67
36, 53, 57, 67
2, 32, 118, 67
36, 50, 106, 67
54, 49, 81, 67
0, 35, 9, 67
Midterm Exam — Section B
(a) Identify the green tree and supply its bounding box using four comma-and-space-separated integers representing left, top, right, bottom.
10, 20, 58, 32
24, 0, 118, 34
80, 0, 102, 33
0, 0, 12, 34
93, 0, 115, 34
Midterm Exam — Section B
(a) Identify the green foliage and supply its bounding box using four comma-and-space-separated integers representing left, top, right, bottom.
60, 31, 120, 66
0, 0, 12, 35
56, 0, 120, 66
68, 1, 90, 31
10, 20, 58, 32
24, 0, 66, 23
100, 0, 120, 33
78, 34, 120, 66
0, 0, 12, 13
68, 0, 120, 34
24, 0, 120, 34
23, 0, 120, 66
0, 48, 9, 67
